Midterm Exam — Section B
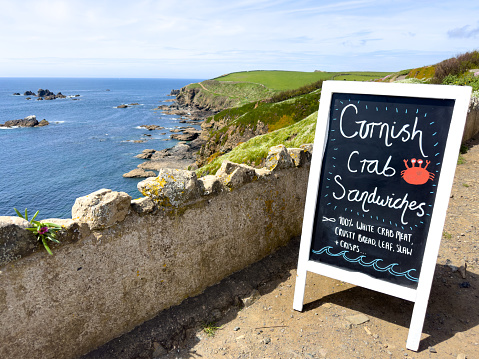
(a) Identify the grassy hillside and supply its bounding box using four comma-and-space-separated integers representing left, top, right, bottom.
196, 82, 323, 166
187, 80, 276, 106
214, 70, 392, 91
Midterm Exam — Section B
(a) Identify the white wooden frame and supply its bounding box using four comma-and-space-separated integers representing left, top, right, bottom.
293, 81, 471, 351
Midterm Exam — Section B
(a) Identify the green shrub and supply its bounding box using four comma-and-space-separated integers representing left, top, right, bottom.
434, 50, 479, 82
442, 74, 479, 91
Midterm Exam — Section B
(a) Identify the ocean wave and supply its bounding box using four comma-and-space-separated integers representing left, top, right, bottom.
312, 246, 418, 282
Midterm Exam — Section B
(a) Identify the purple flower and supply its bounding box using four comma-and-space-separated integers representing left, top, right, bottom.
38, 226, 49, 235
474, 72, 479, 77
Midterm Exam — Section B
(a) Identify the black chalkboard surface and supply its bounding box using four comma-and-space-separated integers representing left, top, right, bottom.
309, 93, 455, 288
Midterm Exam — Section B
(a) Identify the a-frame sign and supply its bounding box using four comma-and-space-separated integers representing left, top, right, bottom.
293, 81, 471, 351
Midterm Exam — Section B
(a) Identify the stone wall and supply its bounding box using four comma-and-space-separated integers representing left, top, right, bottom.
463, 98, 479, 142
0, 144, 312, 359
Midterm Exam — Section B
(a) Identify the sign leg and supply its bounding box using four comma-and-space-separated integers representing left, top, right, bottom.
406, 295, 429, 351
293, 267, 307, 311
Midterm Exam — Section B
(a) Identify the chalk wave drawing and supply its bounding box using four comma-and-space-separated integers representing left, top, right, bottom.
312, 246, 418, 282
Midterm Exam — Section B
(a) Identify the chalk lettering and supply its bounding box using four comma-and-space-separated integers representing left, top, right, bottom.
347, 150, 396, 177
334, 226, 356, 240
396, 231, 412, 242
339, 240, 360, 252
357, 234, 376, 246
333, 175, 426, 225
378, 240, 394, 251
356, 221, 374, 232
339, 104, 427, 157
397, 244, 413, 255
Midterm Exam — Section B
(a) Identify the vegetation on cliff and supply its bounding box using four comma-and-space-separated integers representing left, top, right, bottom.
196, 111, 317, 177
196, 83, 323, 167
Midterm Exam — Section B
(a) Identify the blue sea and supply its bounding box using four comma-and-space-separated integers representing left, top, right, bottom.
0, 78, 203, 219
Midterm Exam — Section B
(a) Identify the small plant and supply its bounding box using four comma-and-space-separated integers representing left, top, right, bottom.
463, 183, 470, 188
443, 231, 452, 240
14, 208, 62, 255
458, 154, 466, 165
202, 321, 223, 337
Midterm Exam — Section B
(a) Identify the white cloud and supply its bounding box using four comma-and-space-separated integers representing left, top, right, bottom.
448, 23, 479, 39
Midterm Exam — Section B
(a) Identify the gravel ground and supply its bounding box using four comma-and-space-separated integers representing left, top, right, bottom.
84, 137, 479, 359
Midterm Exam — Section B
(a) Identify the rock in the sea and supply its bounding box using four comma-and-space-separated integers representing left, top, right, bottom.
72, 189, 131, 230
123, 168, 157, 178
24, 91, 35, 96
139, 125, 164, 131
38, 119, 49, 127
37, 88, 55, 98
137, 169, 201, 207
170, 127, 201, 141
13, 92, 20, 96
2, 115, 39, 127
117, 104, 129, 108
170, 132, 199, 141
136, 149, 157, 159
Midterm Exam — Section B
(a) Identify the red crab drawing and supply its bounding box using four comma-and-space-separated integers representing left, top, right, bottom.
401, 158, 435, 185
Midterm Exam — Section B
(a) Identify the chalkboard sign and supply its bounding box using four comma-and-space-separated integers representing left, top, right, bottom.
310, 93, 454, 289
293, 81, 471, 351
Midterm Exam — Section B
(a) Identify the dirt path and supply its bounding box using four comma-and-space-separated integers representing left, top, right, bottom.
84, 137, 479, 359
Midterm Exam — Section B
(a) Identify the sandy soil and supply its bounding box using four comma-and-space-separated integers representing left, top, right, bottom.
84, 137, 479, 359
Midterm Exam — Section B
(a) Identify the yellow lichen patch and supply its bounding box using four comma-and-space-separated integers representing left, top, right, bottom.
157, 178, 167, 188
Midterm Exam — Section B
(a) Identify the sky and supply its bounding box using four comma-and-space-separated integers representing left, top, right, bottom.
0, 0, 478, 79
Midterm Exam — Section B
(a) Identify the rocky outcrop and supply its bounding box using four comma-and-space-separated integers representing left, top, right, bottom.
135, 149, 156, 159
176, 82, 237, 112
122, 168, 157, 178
0, 115, 48, 128
169, 127, 201, 141
15, 89, 72, 100
139, 125, 164, 131
138, 140, 203, 170
37, 89, 66, 100
196, 119, 268, 167
116, 103, 140, 108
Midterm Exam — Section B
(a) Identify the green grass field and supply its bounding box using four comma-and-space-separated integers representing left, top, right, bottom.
214, 70, 393, 90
